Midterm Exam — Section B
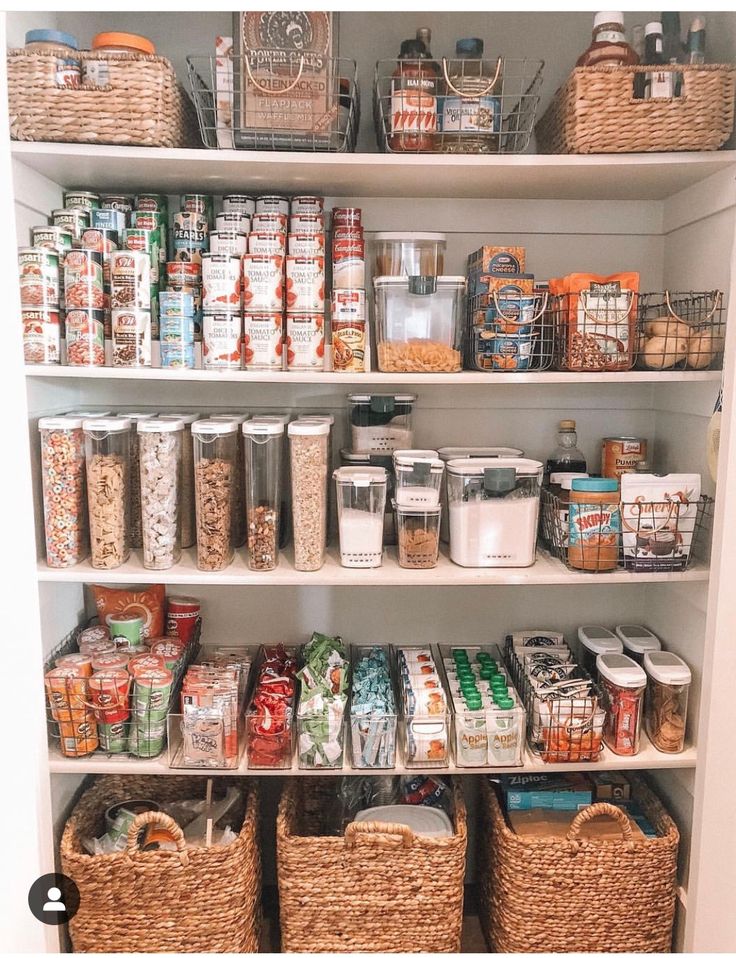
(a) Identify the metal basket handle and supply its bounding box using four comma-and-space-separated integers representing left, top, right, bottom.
441, 56, 502, 97
492, 289, 548, 323
344, 820, 414, 849
566, 802, 635, 846
664, 289, 722, 324
126, 810, 189, 865
245, 55, 305, 95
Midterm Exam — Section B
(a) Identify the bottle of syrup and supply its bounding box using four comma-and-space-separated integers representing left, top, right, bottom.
545, 419, 587, 478
389, 37, 439, 152
577, 12, 640, 67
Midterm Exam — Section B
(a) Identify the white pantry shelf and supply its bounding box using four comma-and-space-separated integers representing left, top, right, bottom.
24, 366, 723, 385
12, 141, 736, 200
36, 546, 709, 586
46, 738, 697, 776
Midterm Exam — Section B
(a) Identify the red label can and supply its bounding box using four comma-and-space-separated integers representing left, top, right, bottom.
166, 595, 201, 643
332, 207, 362, 228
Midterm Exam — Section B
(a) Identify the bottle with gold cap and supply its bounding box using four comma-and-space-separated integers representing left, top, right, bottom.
545, 419, 587, 479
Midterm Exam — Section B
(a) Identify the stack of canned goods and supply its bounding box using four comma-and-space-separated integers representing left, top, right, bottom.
283, 195, 327, 371
330, 206, 367, 373
241, 194, 286, 371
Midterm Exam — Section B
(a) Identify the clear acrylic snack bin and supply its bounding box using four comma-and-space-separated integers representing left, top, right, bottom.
333, 466, 388, 568
38, 416, 88, 568
243, 419, 284, 571
349, 645, 398, 769
137, 418, 184, 571
643, 651, 691, 754
438, 644, 526, 768
394, 645, 450, 768
348, 393, 416, 454
373, 275, 464, 372
438, 446, 524, 543
446, 457, 543, 567
83, 417, 132, 570
191, 419, 238, 572
167, 714, 245, 770
245, 645, 299, 770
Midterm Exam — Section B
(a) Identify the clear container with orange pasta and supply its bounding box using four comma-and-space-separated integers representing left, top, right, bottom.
373, 275, 464, 372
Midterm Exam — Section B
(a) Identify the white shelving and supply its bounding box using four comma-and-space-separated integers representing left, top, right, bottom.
35, 547, 710, 586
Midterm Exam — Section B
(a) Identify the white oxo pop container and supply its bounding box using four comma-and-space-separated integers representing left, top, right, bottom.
615, 625, 662, 665
577, 626, 623, 679
333, 466, 388, 569
393, 450, 444, 507
643, 651, 691, 754
446, 458, 543, 568
438, 447, 524, 543
597, 653, 647, 756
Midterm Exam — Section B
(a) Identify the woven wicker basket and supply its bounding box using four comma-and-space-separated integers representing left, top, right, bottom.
60, 775, 261, 953
536, 64, 736, 153
277, 777, 467, 952
478, 777, 679, 953
8, 49, 200, 148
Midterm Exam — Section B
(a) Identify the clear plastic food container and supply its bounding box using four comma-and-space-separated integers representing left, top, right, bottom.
340, 450, 395, 545
334, 466, 387, 568
251, 413, 291, 549
38, 416, 88, 568
373, 276, 464, 372
643, 650, 691, 754
289, 419, 330, 571
597, 653, 647, 756
349, 645, 397, 769
243, 419, 283, 571
438, 446, 525, 543
157, 412, 200, 550
191, 419, 238, 571
616, 625, 662, 665
348, 393, 416, 454
577, 626, 623, 678
137, 418, 184, 570
393, 450, 444, 507
394, 645, 450, 769
123, 411, 155, 550
83, 417, 131, 570
373, 232, 446, 277
446, 458, 543, 567
393, 500, 442, 569
246, 645, 298, 770
208, 413, 249, 548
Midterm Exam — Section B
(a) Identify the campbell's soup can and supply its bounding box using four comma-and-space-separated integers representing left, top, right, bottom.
64, 249, 104, 309
135, 193, 168, 214
256, 194, 289, 216
110, 250, 151, 310
166, 595, 201, 643
182, 193, 214, 224
210, 230, 248, 257
202, 253, 242, 311
18, 247, 59, 307
243, 312, 283, 369
332, 206, 362, 228
291, 195, 324, 215
242, 254, 284, 312
285, 255, 325, 313
203, 311, 243, 370
64, 190, 100, 211
288, 232, 325, 256
52, 207, 89, 240
252, 211, 287, 234
223, 194, 256, 217
248, 231, 286, 256
290, 213, 324, 235
332, 235, 365, 289
65, 308, 106, 366
173, 212, 208, 265
601, 437, 648, 480
216, 210, 251, 234
101, 194, 134, 215
32, 225, 73, 256
112, 308, 152, 367
286, 313, 325, 370
22, 307, 60, 365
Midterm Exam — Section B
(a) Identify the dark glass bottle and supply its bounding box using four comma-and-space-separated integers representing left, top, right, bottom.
545, 419, 587, 478
389, 38, 439, 152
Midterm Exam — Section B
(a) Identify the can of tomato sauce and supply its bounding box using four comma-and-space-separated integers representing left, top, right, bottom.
252, 211, 287, 234
203, 311, 242, 370
256, 195, 289, 216
216, 211, 251, 235
290, 213, 324, 235
291, 195, 324, 215
243, 313, 283, 369
18, 247, 59, 308
285, 255, 325, 313
202, 253, 242, 311
601, 437, 648, 481
285, 313, 325, 370
242, 254, 284, 312
248, 231, 286, 256
64, 249, 104, 310
65, 308, 106, 366
288, 232, 325, 256
22, 307, 61, 365
165, 595, 202, 643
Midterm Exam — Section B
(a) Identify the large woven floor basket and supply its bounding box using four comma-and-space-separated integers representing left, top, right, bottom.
60, 775, 261, 953
478, 777, 679, 953
8, 49, 200, 148
536, 64, 736, 153
277, 778, 467, 953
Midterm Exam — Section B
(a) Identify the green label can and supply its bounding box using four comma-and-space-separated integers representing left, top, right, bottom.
108, 612, 144, 648
123, 228, 160, 285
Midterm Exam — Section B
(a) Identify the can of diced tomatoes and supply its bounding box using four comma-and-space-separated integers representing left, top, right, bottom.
202, 253, 241, 311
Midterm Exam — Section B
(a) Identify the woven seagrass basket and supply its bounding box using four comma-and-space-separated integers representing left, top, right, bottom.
60, 775, 261, 953
8, 49, 200, 148
478, 777, 679, 953
277, 777, 467, 953
536, 64, 736, 153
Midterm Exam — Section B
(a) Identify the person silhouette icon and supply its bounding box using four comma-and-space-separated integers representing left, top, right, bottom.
42, 887, 66, 912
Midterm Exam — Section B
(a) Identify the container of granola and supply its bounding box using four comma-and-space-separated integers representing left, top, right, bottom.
288, 419, 330, 572
192, 419, 238, 571
83, 417, 131, 570
373, 276, 464, 372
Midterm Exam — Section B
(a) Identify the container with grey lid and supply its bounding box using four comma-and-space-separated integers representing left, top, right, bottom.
615, 625, 662, 665
577, 626, 623, 678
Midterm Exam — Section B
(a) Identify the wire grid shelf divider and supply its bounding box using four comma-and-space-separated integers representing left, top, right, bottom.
374, 57, 544, 154
187, 54, 360, 152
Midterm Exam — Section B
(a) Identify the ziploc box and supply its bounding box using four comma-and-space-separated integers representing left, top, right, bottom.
498, 772, 593, 811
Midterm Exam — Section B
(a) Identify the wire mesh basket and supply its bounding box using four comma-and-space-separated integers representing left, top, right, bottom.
187, 54, 359, 151
540, 487, 714, 574
374, 57, 543, 154
552, 288, 637, 372
504, 637, 604, 763
466, 289, 553, 371
636, 290, 725, 372
44, 621, 200, 760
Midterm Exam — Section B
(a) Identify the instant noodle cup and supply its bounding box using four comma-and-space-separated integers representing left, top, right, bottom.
91, 650, 132, 672
58, 712, 99, 756
148, 638, 186, 671
132, 666, 173, 722
45, 667, 88, 721
128, 652, 166, 676
88, 667, 131, 723
54, 653, 93, 677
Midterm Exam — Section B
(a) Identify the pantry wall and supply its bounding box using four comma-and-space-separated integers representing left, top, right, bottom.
6, 8, 736, 955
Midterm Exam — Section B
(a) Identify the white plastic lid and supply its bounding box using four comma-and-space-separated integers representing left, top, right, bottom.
349, 393, 416, 405
251, 414, 291, 426
374, 232, 446, 243
446, 457, 543, 477
643, 651, 691, 686
243, 419, 284, 436
333, 465, 387, 486
551, 471, 590, 489
578, 626, 623, 655
595, 11, 624, 28
439, 446, 524, 460
297, 413, 335, 425
159, 412, 200, 424
288, 420, 330, 436
65, 409, 110, 418
596, 653, 647, 689
616, 625, 662, 655
393, 449, 440, 465
191, 419, 239, 435
83, 417, 131, 432
137, 418, 184, 433
39, 416, 83, 430
645, 20, 662, 36
121, 411, 156, 422
373, 275, 465, 287
209, 413, 250, 424
392, 498, 442, 517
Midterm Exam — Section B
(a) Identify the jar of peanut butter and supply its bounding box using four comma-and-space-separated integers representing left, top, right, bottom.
568, 477, 620, 572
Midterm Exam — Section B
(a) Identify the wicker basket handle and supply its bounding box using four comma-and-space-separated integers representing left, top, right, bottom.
245, 55, 305, 95
566, 802, 634, 845
344, 820, 414, 849
125, 810, 189, 865
441, 56, 503, 98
